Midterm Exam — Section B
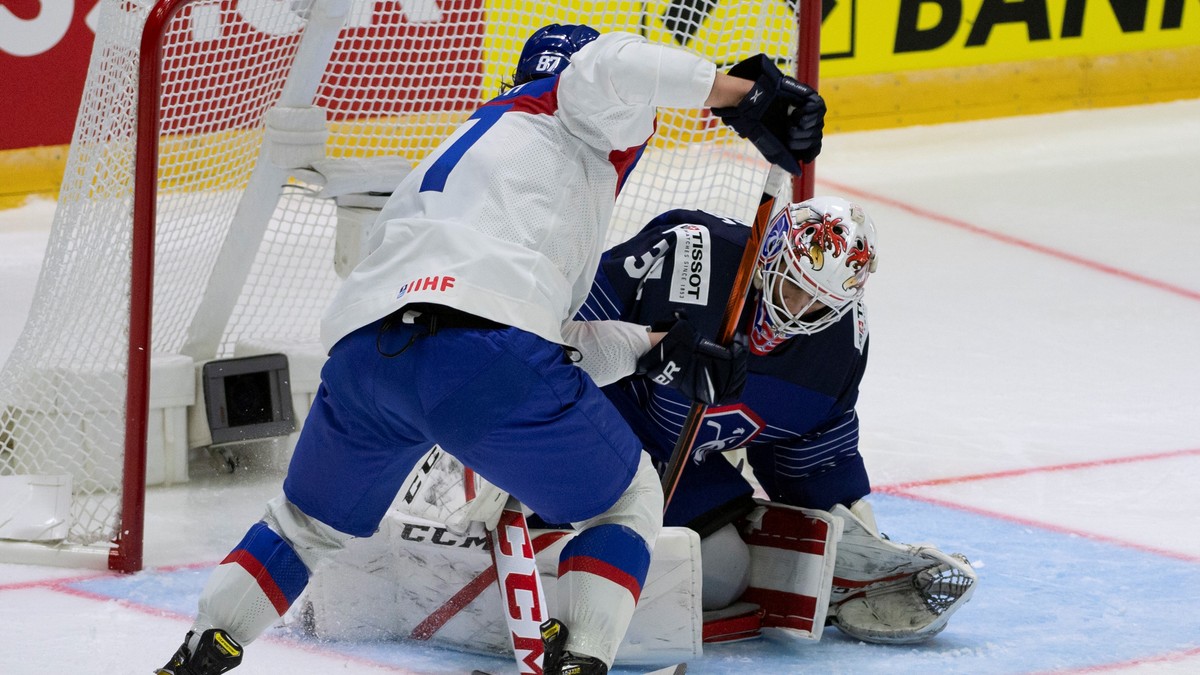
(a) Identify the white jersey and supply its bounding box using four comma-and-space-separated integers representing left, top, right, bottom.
320, 32, 716, 381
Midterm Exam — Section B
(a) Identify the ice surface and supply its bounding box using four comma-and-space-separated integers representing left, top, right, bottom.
2, 99, 1199, 673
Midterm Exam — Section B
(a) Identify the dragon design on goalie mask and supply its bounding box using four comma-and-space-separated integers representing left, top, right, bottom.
796, 205, 876, 293
844, 237, 874, 292
793, 209, 847, 272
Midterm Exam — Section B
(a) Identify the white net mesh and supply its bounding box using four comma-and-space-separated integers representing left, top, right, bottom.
0, 0, 803, 559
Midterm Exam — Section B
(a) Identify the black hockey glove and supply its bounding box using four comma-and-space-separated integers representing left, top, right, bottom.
712, 54, 826, 176
636, 316, 747, 405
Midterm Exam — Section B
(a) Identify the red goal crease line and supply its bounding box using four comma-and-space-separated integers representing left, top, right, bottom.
1030, 645, 1200, 674
0, 572, 426, 673
875, 446, 1200, 564
887, 486, 1200, 561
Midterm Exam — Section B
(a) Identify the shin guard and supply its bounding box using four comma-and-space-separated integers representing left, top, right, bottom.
557, 453, 661, 666
196, 521, 310, 644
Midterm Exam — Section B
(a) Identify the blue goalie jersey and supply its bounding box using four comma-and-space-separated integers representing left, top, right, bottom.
578, 209, 872, 533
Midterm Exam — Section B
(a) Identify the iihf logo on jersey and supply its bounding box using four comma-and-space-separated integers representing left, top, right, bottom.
396, 275, 456, 299
692, 405, 765, 462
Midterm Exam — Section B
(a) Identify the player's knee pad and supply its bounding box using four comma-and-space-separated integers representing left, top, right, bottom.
262, 494, 355, 571
700, 523, 750, 610
555, 453, 661, 666
572, 451, 662, 545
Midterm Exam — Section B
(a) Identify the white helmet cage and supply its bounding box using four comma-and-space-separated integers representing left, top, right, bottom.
754, 196, 879, 339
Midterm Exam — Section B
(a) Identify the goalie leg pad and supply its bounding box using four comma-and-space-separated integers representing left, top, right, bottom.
737, 501, 842, 641
827, 502, 977, 644
300, 515, 703, 663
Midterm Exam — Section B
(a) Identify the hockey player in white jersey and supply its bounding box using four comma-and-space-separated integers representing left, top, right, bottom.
156, 23, 826, 675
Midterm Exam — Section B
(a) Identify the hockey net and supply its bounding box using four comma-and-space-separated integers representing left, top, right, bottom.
0, 0, 816, 571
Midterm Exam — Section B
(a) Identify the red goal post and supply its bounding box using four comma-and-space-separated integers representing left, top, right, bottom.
0, 0, 821, 573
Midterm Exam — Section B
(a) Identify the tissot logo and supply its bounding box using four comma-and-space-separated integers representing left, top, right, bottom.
670, 223, 709, 306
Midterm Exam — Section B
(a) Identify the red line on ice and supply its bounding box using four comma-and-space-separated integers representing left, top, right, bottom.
876, 447, 1200, 491
874, 447, 1200, 563
817, 179, 1200, 303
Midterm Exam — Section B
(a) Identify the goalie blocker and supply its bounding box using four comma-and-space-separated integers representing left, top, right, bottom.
299, 448, 976, 659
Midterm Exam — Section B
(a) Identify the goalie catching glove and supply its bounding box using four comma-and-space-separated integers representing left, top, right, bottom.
712, 54, 825, 176
637, 314, 747, 405
826, 502, 978, 644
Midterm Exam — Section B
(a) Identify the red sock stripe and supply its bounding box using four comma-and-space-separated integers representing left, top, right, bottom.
220, 549, 291, 616
557, 554, 643, 601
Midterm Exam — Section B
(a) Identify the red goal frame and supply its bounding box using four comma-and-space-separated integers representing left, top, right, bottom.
112, 0, 825, 573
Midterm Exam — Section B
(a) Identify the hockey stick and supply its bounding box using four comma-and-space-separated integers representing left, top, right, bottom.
410, 528, 568, 641
660, 163, 790, 509
489, 496, 551, 674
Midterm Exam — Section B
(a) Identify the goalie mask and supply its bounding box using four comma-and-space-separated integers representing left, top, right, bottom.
513, 24, 600, 86
750, 196, 878, 354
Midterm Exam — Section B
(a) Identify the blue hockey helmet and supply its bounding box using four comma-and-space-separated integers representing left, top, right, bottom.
513, 24, 600, 86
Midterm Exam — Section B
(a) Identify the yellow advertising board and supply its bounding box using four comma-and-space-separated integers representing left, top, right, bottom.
821, 0, 1200, 76
815, 0, 1200, 129
477, 1, 1200, 130
5, 0, 1198, 205
481, 1, 1199, 76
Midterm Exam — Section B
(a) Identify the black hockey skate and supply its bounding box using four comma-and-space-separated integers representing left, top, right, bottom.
155, 628, 243, 675
540, 618, 608, 675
